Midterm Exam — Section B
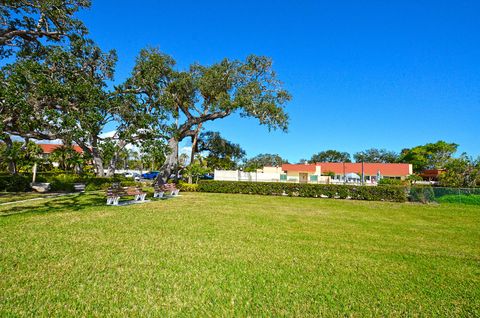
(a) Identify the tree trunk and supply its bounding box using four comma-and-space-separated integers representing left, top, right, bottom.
106, 141, 126, 177
2, 135, 17, 174
156, 137, 178, 185
77, 139, 104, 177
92, 150, 104, 177
188, 123, 203, 184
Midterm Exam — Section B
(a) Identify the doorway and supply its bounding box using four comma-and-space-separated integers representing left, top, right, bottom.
299, 173, 308, 183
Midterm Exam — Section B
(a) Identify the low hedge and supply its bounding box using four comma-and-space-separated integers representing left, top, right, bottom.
177, 182, 198, 192
0, 174, 31, 192
0, 173, 137, 192
409, 186, 436, 203
197, 181, 407, 202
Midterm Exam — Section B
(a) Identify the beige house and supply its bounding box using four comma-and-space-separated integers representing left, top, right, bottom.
281, 164, 322, 183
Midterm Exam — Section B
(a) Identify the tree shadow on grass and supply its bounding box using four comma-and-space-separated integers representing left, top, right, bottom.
0, 192, 107, 217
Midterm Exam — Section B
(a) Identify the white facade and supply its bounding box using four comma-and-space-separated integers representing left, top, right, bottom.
214, 168, 331, 184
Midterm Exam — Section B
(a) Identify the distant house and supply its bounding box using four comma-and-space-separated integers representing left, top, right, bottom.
38, 144, 84, 156
419, 169, 445, 182
37, 144, 84, 168
302, 162, 413, 183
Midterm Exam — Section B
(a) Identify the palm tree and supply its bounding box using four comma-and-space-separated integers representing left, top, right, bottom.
50, 145, 76, 172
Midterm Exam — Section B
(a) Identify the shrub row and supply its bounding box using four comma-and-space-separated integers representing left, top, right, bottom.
0, 175, 32, 192
177, 182, 198, 192
197, 181, 408, 202
0, 173, 141, 192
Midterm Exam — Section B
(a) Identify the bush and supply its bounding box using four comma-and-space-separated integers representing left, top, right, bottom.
378, 178, 405, 186
197, 181, 407, 202
49, 173, 80, 192
0, 172, 141, 193
409, 186, 435, 203
0, 174, 31, 192
178, 182, 198, 192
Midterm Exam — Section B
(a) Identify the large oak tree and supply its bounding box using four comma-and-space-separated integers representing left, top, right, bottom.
0, 0, 89, 57
122, 48, 291, 184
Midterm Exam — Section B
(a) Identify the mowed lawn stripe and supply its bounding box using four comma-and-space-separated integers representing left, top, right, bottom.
0, 192, 479, 316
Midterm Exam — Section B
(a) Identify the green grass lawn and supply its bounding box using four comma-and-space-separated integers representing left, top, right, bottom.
1, 192, 479, 316
0, 192, 51, 204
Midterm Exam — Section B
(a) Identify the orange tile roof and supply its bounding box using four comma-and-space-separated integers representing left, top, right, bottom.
316, 162, 411, 176
38, 144, 84, 154
281, 162, 411, 176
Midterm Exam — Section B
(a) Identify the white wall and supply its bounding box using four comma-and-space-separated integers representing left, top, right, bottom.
214, 170, 281, 182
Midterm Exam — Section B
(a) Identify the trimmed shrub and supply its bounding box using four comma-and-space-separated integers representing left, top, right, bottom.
0, 174, 31, 192
378, 178, 405, 186
49, 174, 79, 192
178, 182, 198, 192
409, 186, 435, 203
198, 181, 407, 202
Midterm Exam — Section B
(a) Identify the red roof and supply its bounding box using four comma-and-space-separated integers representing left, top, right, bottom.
420, 169, 445, 178
281, 164, 316, 173
316, 162, 411, 176
38, 144, 84, 154
282, 162, 412, 176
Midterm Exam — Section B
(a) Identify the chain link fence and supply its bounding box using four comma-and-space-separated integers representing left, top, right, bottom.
409, 186, 480, 204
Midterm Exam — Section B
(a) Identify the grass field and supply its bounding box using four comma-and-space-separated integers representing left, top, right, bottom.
0, 192, 50, 204
1, 192, 479, 316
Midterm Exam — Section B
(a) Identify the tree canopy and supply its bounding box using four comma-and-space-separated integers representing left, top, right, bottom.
309, 150, 351, 163
196, 131, 245, 170
243, 153, 286, 171
121, 48, 291, 183
0, 0, 90, 57
399, 141, 458, 173
353, 148, 399, 163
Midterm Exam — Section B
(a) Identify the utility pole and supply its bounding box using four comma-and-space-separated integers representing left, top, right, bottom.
361, 161, 364, 185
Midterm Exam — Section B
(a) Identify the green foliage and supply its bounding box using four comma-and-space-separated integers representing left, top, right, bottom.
140, 139, 167, 171
48, 173, 78, 192
0, 174, 31, 192
50, 144, 86, 172
198, 181, 407, 202
438, 155, 479, 188
184, 163, 209, 184
0, 0, 90, 58
197, 131, 245, 170
177, 182, 198, 192
243, 153, 286, 172
0, 140, 43, 173
378, 178, 404, 186
399, 141, 458, 173
322, 170, 335, 177
409, 186, 436, 203
354, 148, 399, 163
309, 150, 351, 163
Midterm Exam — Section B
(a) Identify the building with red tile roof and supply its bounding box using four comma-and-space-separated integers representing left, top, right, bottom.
280, 162, 412, 183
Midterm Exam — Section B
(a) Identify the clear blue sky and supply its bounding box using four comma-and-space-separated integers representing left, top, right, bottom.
80, 0, 480, 162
